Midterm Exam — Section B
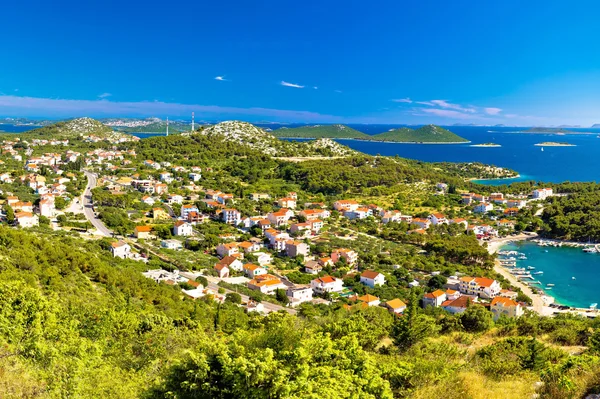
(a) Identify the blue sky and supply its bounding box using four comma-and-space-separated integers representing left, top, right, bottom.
3, 0, 600, 125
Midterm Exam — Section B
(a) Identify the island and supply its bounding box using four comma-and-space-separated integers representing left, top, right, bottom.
273, 124, 469, 143
470, 143, 501, 147
534, 142, 576, 147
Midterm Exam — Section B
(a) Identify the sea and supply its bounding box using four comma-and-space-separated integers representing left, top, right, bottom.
500, 241, 600, 309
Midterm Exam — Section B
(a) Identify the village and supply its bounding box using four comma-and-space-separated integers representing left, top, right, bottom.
0, 131, 558, 320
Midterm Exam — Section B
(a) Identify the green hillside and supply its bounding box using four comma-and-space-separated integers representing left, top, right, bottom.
24, 117, 113, 138
370, 124, 469, 143
272, 124, 371, 139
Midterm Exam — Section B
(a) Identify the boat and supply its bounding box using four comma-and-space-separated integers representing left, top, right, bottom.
534, 271, 544, 275
527, 266, 535, 270
541, 147, 544, 152
545, 287, 553, 290
572, 276, 576, 280
544, 250, 549, 253
591, 303, 598, 310
519, 255, 527, 260
583, 247, 597, 253
547, 283, 555, 287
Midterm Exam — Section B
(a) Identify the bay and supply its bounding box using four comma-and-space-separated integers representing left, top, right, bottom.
500, 241, 600, 309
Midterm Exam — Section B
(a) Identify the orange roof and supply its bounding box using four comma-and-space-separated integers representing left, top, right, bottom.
491, 297, 518, 307
425, 289, 445, 298
315, 276, 336, 284
357, 294, 379, 303
385, 298, 406, 309
431, 213, 445, 218
360, 270, 381, 279
244, 263, 262, 271
238, 241, 254, 249
475, 277, 496, 288
135, 225, 152, 232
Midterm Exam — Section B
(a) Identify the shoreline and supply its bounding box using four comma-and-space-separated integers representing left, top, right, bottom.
534, 143, 576, 147
279, 137, 471, 144
486, 235, 599, 318
470, 144, 501, 148
468, 174, 521, 182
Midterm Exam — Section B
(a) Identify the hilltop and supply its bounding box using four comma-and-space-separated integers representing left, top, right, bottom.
369, 124, 469, 143
104, 118, 195, 134
21, 117, 132, 140
197, 120, 356, 157
272, 124, 370, 139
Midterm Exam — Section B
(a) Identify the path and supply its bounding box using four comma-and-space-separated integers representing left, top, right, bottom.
82, 170, 113, 237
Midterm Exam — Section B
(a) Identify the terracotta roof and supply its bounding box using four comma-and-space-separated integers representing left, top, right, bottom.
135, 225, 152, 232
315, 276, 336, 284
424, 289, 446, 299
442, 296, 474, 309
357, 294, 379, 303
491, 297, 519, 307
385, 298, 406, 309
360, 270, 381, 280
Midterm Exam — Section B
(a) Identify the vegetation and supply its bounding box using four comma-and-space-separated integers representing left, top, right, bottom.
272, 124, 371, 139
367, 124, 469, 143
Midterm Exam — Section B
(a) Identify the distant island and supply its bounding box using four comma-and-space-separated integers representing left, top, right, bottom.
470, 143, 501, 147
534, 142, 576, 147
522, 127, 594, 135
273, 124, 469, 143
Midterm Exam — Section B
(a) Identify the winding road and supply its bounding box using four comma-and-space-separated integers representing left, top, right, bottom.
82, 170, 113, 236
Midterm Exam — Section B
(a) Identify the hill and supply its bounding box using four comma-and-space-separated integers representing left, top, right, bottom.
369, 124, 469, 143
524, 127, 573, 134
272, 124, 370, 139
197, 120, 356, 157
105, 118, 194, 134
21, 117, 130, 139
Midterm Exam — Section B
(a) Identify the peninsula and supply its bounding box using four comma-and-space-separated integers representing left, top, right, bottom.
470, 142, 501, 147
273, 124, 469, 143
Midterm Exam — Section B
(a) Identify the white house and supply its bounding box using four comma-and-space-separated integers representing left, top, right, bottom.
15, 212, 38, 228
247, 275, 286, 294
532, 188, 553, 200
173, 221, 193, 236
429, 213, 448, 225
383, 298, 407, 314
221, 209, 242, 225
217, 255, 244, 272
311, 276, 344, 294
180, 204, 199, 219
474, 202, 494, 214
254, 252, 273, 266
286, 286, 313, 306
422, 290, 447, 307
111, 240, 131, 259
161, 239, 183, 251
359, 270, 385, 288
459, 277, 501, 299
243, 263, 267, 278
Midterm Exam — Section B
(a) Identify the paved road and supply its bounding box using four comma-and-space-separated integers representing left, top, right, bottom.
82, 170, 113, 237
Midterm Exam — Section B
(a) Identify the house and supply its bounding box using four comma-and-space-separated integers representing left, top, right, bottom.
188, 172, 202, 182
474, 202, 494, 214
331, 248, 358, 266
429, 213, 448, 225
247, 274, 286, 294
267, 209, 293, 227
111, 240, 131, 258
504, 208, 519, 217
422, 290, 447, 308
497, 219, 516, 229
304, 260, 323, 274
290, 222, 313, 237
167, 194, 184, 205
450, 218, 469, 229
412, 218, 431, 230
180, 204, 199, 219
344, 207, 372, 220
459, 277, 501, 299
360, 270, 385, 288
445, 289, 461, 300
154, 183, 168, 195
250, 193, 270, 201
38, 198, 55, 218
134, 225, 152, 239
254, 252, 273, 266
243, 263, 267, 278
238, 241, 261, 253
441, 295, 476, 314
217, 255, 244, 272
15, 212, 39, 227
356, 294, 380, 307
507, 199, 527, 209
141, 195, 155, 206
214, 263, 230, 278
383, 298, 407, 314
318, 257, 334, 267
532, 188, 553, 199
286, 286, 313, 306
333, 200, 359, 212
161, 239, 183, 251
299, 209, 330, 220
436, 182, 449, 192
216, 242, 239, 258
490, 297, 524, 320
152, 208, 170, 220
499, 289, 518, 299
311, 276, 344, 294
221, 209, 241, 225
245, 300, 265, 313
173, 221, 193, 236
285, 240, 309, 258
278, 197, 297, 209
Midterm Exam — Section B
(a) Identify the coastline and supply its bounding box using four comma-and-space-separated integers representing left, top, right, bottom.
470, 144, 501, 148
534, 143, 576, 147
278, 137, 471, 144
468, 174, 521, 182
486, 235, 599, 318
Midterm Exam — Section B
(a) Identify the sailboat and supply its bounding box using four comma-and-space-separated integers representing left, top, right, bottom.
541, 147, 544, 152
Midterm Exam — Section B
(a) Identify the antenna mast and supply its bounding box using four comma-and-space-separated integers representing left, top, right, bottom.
192, 112, 195, 132
166, 117, 169, 136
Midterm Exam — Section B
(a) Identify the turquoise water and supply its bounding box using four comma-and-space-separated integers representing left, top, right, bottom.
500, 241, 600, 308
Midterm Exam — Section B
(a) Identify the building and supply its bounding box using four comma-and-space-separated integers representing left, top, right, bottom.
429, 213, 448, 225
422, 290, 447, 308
285, 240, 309, 258
216, 242, 239, 258
383, 298, 407, 314
267, 209, 293, 227
359, 270, 385, 288
286, 286, 313, 306
152, 208, 170, 220
304, 260, 323, 274
331, 248, 358, 266
299, 209, 330, 220
38, 198, 55, 218
458, 277, 501, 299
441, 295, 476, 314
214, 263, 230, 278
356, 294, 380, 307
532, 188, 553, 200
238, 241, 261, 254
278, 197, 297, 209
247, 274, 286, 294
134, 225, 152, 239
161, 239, 183, 251
217, 255, 244, 272
412, 218, 431, 230
111, 240, 131, 258
474, 202, 494, 214
243, 263, 267, 278
173, 221, 193, 236
333, 200, 359, 212
310, 276, 344, 294
254, 252, 273, 266
490, 297, 524, 320
344, 208, 372, 220
507, 199, 527, 209
16, 212, 39, 227
221, 209, 241, 225
180, 204, 199, 219
250, 193, 270, 201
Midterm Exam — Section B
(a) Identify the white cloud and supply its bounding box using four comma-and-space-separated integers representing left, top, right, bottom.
334, 90, 343, 93
214, 76, 228, 81
391, 98, 412, 103
98, 93, 111, 99
429, 100, 476, 113
313, 86, 318, 90
420, 108, 475, 119
484, 107, 502, 115
281, 81, 304, 88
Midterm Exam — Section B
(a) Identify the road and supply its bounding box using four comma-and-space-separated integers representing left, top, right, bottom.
82, 170, 113, 237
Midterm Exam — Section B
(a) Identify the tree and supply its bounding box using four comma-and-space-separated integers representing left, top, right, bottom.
4, 204, 14, 224
427, 274, 447, 290
39, 216, 50, 225
520, 338, 546, 371
195, 276, 208, 287
54, 196, 67, 210
460, 305, 494, 333
153, 224, 172, 239
588, 328, 600, 353
225, 292, 242, 304
392, 289, 440, 351
275, 288, 289, 305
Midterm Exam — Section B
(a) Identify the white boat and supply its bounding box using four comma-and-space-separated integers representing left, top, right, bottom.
519, 256, 528, 260
572, 277, 576, 280
583, 247, 597, 253
534, 271, 543, 275
591, 303, 598, 310
541, 147, 544, 152
545, 287, 552, 290
527, 266, 535, 270
547, 283, 555, 287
